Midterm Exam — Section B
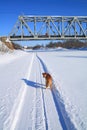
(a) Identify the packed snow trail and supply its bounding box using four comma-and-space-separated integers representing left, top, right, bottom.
3, 53, 62, 130
3, 52, 77, 130
12, 53, 62, 130
37, 55, 77, 130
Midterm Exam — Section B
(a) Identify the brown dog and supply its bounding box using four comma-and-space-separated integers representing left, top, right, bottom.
42, 72, 52, 89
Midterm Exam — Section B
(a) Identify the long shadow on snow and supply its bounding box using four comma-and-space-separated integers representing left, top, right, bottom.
37, 55, 77, 130
22, 78, 49, 130
22, 79, 45, 89
52, 87, 77, 130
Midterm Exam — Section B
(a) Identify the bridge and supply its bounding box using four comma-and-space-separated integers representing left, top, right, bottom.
9, 15, 87, 41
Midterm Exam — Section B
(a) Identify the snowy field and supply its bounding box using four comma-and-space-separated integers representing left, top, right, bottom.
0, 48, 87, 130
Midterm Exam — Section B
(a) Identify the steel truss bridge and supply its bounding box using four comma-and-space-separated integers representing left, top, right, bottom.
9, 15, 87, 41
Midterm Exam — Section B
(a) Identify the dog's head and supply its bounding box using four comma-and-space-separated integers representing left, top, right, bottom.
42, 73, 47, 78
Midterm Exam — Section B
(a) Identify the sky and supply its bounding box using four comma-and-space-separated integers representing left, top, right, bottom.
0, 0, 87, 46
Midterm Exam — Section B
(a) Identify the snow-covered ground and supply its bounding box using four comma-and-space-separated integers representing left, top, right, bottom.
0, 49, 87, 130
0, 41, 11, 53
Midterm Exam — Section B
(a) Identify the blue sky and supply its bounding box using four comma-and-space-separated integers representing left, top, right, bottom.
0, 0, 87, 46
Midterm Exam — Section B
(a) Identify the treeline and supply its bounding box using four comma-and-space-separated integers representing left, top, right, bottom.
9, 40, 87, 50
1, 36, 87, 50
46, 40, 87, 49
30, 40, 87, 50
12, 40, 87, 50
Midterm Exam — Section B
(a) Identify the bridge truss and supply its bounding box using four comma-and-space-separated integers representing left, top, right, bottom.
9, 15, 87, 41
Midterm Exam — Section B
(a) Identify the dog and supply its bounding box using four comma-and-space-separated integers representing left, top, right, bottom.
42, 72, 52, 89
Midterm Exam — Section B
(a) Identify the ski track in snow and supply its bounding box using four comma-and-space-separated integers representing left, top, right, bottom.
30, 55, 47, 130
37, 53, 86, 130
3, 52, 85, 130
3, 53, 35, 130
37, 55, 77, 130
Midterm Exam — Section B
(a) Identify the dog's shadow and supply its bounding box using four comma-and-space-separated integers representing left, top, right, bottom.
22, 78, 46, 89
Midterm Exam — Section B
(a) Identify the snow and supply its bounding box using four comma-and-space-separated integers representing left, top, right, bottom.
38, 49, 87, 129
0, 50, 27, 64
0, 49, 87, 130
5, 38, 11, 43
0, 41, 11, 53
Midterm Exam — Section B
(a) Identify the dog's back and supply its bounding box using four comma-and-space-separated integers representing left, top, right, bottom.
42, 73, 52, 89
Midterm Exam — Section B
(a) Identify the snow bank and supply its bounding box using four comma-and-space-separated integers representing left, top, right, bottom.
0, 50, 27, 65
0, 41, 11, 53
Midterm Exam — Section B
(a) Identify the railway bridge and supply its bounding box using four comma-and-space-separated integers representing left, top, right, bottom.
9, 15, 87, 41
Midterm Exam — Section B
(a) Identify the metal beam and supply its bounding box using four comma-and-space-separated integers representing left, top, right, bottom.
9, 15, 87, 41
